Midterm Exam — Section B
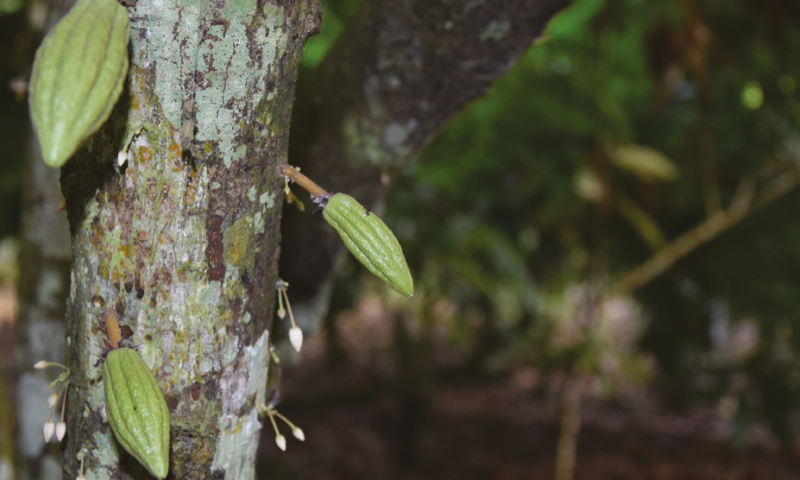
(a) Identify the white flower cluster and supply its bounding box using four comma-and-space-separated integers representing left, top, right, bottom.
33, 360, 70, 443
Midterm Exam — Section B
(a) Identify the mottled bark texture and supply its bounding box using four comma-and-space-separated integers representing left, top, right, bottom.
281, 0, 570, 322
59, 1, 320, 478
15, 2, 75, 479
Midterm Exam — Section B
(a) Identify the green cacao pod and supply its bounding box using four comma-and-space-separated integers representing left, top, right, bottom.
28, 0, 130, 167
323, 193, 414, 297
103, 348, 170, 479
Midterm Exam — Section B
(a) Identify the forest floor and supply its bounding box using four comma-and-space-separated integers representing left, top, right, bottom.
257, 297, 800, 480
259, 353, 800, 480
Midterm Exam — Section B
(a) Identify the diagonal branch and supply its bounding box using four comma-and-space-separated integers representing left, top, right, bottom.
282, 0, 571, 314
610, 166, 800, 297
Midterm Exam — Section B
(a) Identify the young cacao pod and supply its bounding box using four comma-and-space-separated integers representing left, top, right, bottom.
103, 348, 170, 479
28, 0, 130, 167
323, 193, 414, 297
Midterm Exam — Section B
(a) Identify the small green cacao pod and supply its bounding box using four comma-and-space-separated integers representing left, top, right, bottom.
28, 0, 130, 167
103, 348, 170, 479
323, 193, 414, 297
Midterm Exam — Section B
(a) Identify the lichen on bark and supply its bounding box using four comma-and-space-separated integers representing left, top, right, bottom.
59, 0, 321, 478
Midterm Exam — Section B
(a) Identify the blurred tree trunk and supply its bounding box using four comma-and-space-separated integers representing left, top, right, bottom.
58, 0, 320, 478
15, 137, 72, 480
14, 1, 75, 479
281, 0, 569, 325
554, 373, 584, 480
0, 369, 12, 480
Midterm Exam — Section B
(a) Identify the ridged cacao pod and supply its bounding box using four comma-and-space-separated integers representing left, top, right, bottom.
28, 0, 130, 167
323, 193, 414, 297
103, 348, 170, 479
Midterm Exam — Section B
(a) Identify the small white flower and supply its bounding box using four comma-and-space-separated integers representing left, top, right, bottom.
48, 392, 58, 409
56, 422, 66, 441
43, 422, 55, 442
277, 308, 286, 319
117, 150, 128, 167
34, 360, 47, 369
292, 427, 305, 441
289, 327, 303, 352
275, 434, 287, 451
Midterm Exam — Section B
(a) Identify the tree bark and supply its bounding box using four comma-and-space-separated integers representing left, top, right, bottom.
281, 0, 570, 322
59, 0, 320, 478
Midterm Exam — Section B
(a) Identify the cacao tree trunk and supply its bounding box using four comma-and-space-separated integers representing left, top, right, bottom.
59, 0, 320, 477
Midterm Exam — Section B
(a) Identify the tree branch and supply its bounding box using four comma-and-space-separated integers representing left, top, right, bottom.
610, 166, 800, 297
281, 0, 570, 316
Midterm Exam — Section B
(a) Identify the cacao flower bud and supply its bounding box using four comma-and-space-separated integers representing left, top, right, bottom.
103, 348, 170, 479
322, 193, 413, 297
289, 327, 303, 352
275, 434, 287, 451
56, 422, 66, 441
43, 422, 55, 442
28, 0, 130, 167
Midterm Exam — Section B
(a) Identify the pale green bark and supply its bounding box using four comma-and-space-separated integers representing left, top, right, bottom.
59, 0, 320, 478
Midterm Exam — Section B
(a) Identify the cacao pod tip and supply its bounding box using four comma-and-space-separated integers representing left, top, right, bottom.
394, 279, 414, 298
40, 144, 73, 168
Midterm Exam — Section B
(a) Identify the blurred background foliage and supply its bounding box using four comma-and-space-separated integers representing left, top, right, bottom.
300, 0, 800, 449
0, 3, 32, 242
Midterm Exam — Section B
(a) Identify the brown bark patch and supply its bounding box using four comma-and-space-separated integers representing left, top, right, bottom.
206, 215, 226, 282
